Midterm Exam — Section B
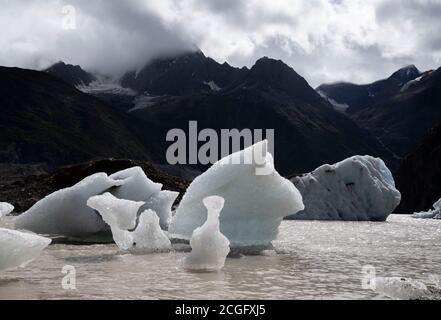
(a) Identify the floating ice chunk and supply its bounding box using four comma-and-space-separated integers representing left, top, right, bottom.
109, 167, 162, 202
144, 190, 179, 230
87, 193, 144, 230
87, 194, 170, 253
87, 193, 144, 250
413, 198, 441, 219
0, 228, 51, 272
132, 210, 171, 253
169, 140, 304, 249
287, 156, 401, 221
0, 202, 14, 219
15, 173, 122, 238
109, 167, 178, 229
184, 196, 230, 272
373, 277, 430, 300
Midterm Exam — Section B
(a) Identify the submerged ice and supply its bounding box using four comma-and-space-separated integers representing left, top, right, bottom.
288, 156, 401, 221
184, 196, 230, 272
169, 140, 304, 249
413, 198, 441, 219
87, 193, 171, 253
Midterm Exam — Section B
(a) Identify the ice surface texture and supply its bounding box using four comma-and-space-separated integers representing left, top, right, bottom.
109, 167, 178, 229
0, 228, 51, 272
15, 173, 121, 237
15, 167, 178, 239
87, 193, 171, 253
373, 277, 432, 300
169, 141, 304, 249
0, 202, 14, 219
413, 198, 441, 219
184, 196, 230, 272
288, 155, 401, 221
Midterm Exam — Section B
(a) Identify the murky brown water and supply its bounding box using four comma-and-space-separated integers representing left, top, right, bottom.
1, 215, 440, 300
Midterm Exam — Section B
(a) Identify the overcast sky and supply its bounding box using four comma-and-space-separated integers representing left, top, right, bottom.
1, 0, 440, 87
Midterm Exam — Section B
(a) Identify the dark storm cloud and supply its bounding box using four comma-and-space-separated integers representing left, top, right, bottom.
0, 0, 193, 75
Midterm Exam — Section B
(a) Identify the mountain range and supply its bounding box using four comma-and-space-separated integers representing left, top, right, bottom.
2, 49, 440, 212
317, 65, 422, 114
0, 66, 151, 167
43, 52, 393, 176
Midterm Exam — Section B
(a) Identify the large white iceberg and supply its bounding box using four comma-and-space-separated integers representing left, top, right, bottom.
413, 198, 441, 219
169, 140, 304, 249
184, 196, 230, 272
287, 156, 401, 221
15, 173, 122, 238
0, 202, 14, 219
0, 228, 51, 272
14, 167, 178, 239
87, 194, 171, 253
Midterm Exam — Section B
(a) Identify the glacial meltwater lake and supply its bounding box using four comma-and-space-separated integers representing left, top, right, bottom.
1, 215, 440, 300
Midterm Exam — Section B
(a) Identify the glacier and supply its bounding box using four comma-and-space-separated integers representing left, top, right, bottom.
184, 196, 230, 272
14, 166, 178, 239
169, 140, 304, 250
413, 198, 441, 219
0, 202, 14, 219
287, 155, 401, 221
0, 228, 51, 272
87, 193, 171, 253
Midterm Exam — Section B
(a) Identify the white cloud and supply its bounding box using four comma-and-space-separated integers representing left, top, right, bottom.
1, 0, 440, 86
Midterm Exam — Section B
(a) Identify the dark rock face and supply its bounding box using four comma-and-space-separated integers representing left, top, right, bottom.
353, 67, 441, 158
0, 159, 189, 214
45, 61, 97, 86
0, 66, 151, 167
120, 50, 248, 95
317, 65, 421, 114
129, 57, 393, 176
0, 56, 393, 180
395, 124, 441, 214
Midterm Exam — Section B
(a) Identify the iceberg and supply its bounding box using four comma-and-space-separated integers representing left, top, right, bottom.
131, 210, 172, 253
87, 194, 171, 253
86, 193, 144, 250
109, 167, 162, 203
413, 198, 441, 219
15, 173, 122, 238
0, 202, 14, 219
14, 166, 178, 240
169, 140, 304, 250
143, 190, 179, 230
287, 156, 401, 221
184, 196, 230, 272
109, 167, 179, 229
0, 228, 51, 272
